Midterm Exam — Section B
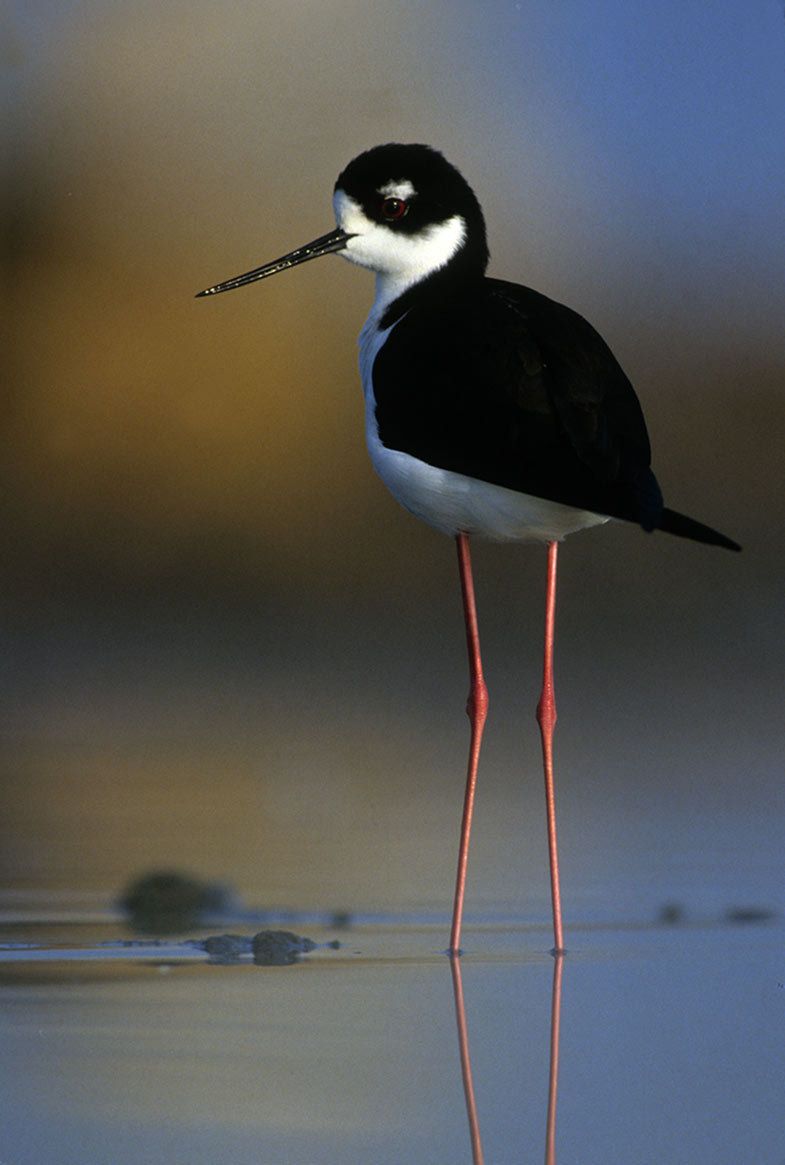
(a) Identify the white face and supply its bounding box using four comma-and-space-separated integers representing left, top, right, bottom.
333, 187, 466, 294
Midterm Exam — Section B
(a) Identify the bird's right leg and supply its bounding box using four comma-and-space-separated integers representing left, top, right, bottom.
536, 540, 565, 954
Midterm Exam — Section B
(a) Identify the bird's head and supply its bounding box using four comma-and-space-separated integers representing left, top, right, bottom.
196, 143, 487, 300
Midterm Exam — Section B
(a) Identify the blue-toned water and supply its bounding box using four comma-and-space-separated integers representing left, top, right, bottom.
1, 907, 782, 1164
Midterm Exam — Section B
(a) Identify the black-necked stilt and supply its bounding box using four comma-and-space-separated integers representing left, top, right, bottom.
198, 143, 740, 954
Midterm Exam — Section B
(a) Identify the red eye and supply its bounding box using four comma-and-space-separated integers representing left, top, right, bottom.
381, 197, 408, 221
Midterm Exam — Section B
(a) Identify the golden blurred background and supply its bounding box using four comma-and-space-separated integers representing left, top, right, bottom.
3, 1, 784, 917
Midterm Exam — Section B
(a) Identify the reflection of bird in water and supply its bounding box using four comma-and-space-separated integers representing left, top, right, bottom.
450, 952, 565, 1164
198, 143, 740, 954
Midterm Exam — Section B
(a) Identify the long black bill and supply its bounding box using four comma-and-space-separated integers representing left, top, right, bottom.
196, 227, 352, 298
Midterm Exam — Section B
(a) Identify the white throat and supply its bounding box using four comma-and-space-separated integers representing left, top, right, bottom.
333, 189, 466, 318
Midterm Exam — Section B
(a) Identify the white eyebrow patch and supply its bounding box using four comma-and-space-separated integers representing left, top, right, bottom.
378, 179, 416, 200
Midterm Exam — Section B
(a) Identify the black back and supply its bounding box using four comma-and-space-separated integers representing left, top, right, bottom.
373, 275, 666, 530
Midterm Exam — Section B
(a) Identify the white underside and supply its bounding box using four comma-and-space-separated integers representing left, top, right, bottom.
366, 434, 610, 541
359, 314, 611, 543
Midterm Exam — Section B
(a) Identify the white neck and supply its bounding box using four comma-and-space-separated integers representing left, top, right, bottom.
369, 270, 419, 320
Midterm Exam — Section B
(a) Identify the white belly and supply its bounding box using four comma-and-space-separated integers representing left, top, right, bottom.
358, 312, 610, 543
366, 427, 608, 540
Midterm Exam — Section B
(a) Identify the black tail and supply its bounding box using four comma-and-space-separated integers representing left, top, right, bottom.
657, 507, 741, 552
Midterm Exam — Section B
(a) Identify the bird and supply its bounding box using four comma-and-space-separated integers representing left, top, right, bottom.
197, 143, 740, 955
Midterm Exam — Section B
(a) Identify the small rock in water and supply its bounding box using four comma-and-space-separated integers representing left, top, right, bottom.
330, 910, 353, 929
252, 930, 317, 966
658, 902, 685, 926
202, 934, 253, 963
725, 906, 777, 925
120, 870, 232, 933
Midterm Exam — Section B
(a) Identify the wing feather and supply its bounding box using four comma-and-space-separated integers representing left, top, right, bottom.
372, 276, 664, 529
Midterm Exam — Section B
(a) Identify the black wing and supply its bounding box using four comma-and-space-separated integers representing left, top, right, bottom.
372, 276, 664, 529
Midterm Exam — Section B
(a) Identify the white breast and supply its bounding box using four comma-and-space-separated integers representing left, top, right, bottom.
358, 312, 610, 544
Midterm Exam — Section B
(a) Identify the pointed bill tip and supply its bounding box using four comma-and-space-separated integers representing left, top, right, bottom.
195, 227, 352, 300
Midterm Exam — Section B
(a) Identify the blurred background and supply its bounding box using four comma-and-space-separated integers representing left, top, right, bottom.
3, 0, 784, 922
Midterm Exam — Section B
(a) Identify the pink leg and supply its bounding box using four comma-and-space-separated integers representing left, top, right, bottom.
544, 952, 564, 1164
450, 532, 489, 955
450, 953, 485, 1163
537, 540, 565, 954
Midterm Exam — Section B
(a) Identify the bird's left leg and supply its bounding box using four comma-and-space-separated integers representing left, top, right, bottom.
450, 532, 489, 955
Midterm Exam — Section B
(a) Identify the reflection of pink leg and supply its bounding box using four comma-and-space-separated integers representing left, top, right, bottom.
450, 533, 489, 956
450, 954, 485, 1165
537, 541, 565, 954
544, 953, 564, 1165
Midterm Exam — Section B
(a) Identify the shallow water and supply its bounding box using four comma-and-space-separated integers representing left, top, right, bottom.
1, 901, 783, 1165
2, 606, 783, 1162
